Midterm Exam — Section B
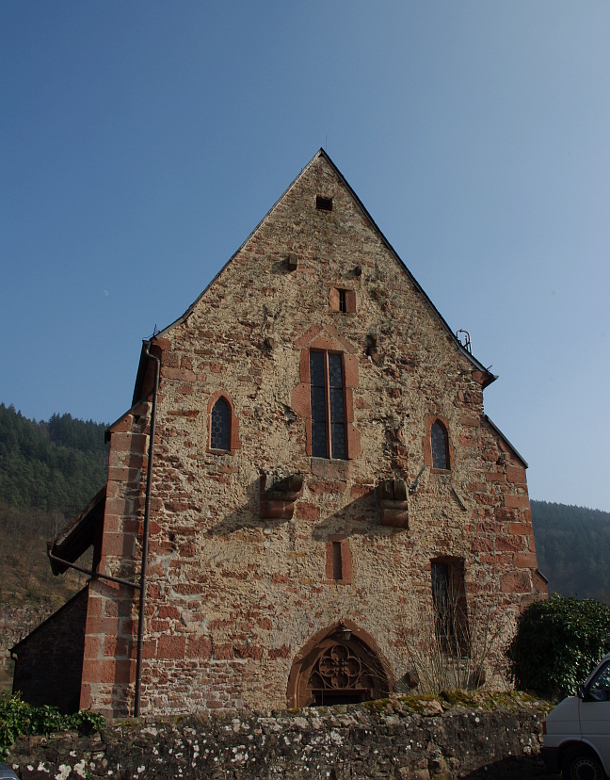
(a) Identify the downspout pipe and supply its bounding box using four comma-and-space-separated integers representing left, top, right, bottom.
134, 342, 160, 718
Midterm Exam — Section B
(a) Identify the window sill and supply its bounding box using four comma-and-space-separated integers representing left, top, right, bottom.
323, 579, 353, 586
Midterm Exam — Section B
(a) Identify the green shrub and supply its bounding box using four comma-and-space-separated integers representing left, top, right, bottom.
508, 594, 610, 698
0, 693, 104, 759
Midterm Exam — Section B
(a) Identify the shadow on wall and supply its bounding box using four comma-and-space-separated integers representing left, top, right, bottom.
208, 478, 402, 541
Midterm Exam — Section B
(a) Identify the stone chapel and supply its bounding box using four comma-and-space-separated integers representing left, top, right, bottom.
12, 150, 547, 717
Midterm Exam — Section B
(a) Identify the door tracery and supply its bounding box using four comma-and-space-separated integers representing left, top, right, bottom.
287, 622, 390, 708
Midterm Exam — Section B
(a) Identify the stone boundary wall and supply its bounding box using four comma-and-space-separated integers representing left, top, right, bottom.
6, 692, 552, 779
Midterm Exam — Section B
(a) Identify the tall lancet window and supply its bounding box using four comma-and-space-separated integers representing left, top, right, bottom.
310, 351, 346, 459
210, 397, 231, 451
431, 421, 449, 470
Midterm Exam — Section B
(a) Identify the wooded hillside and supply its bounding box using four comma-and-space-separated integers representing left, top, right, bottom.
530, 500, 610, 599
0, 404, 109, 687
0, 403, 108, 518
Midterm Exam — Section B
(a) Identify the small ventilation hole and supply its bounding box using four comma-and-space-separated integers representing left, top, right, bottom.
316, 195, 333, 211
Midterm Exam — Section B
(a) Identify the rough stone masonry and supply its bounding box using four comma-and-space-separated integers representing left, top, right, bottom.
12, 149, 547, 719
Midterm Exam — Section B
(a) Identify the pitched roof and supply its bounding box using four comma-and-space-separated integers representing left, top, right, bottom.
47, 486, 105, 574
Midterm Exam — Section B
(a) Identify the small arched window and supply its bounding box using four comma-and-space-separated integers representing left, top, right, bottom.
431, 421, 449, 470
210, 397, 231, 451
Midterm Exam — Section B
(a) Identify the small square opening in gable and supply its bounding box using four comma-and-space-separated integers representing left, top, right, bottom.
329, 287, 356, 313
316, 195, 333, 211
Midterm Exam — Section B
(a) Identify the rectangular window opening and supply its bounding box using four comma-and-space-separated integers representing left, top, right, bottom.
339, 289, 347, 313
316, 195, 333, 211
332, 542, 342, 580
310, 351, 346, 460
431, 559, 469, 655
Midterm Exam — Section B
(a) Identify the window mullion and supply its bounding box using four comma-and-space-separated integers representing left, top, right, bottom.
324, 352, 332, 458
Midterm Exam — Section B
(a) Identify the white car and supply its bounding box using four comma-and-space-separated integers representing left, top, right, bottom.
542, 652, 610, 779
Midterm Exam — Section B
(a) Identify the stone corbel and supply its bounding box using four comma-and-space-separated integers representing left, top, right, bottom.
260, 474, 304, 520
378, 478, 409, 528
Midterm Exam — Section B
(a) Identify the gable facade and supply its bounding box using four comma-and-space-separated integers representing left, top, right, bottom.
15, 151, 546, 717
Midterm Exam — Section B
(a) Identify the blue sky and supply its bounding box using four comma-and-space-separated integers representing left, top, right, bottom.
1, 2, 608, 510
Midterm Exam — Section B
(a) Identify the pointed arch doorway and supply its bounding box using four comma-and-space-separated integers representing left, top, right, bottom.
286, 620, 390, 708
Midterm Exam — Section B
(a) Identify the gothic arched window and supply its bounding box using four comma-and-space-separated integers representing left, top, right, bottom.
210, 397, 231, 451
431, 421, 449, 470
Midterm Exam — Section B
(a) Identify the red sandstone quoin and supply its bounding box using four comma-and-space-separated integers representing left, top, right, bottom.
11, 150, 547, 717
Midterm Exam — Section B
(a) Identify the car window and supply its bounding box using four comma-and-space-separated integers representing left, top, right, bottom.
588, 661, 610, 701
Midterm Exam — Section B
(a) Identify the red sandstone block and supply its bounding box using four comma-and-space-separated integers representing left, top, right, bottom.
83, 636, 101, 660
104, 496, 131, 515
308, 480, 346, 495
103, 532, 135, 557
159, 605, 181, 619
343, 354, 359, 387
295, 502, 320, 521
149, 619, 171, 632
86, 617, 120, 635
500, 570, 531, 593
268, 644, 291, 660
143, 639, 157, 659
479, 554, 509, 565
107, 466, 130, 482
153, 337, 171, 351
495, 508, 516, 522
509, 522, 532, 535
112, 432, 148, 454
173, 583, 205, 594
158, 635, 186, 659
514, 552, 538, 569
86, 597, 103, 618
485, 472, 506, 483
80, 684, 93, 711
109, 415, 134, 434
460, 416, 480, 427
496, 535, 525, 552
257, 617, 272, 630
99, 659, 133, 684
291, 383, 310, 418
234, 644, 264, 660
504, 494, 530, 509
207, 700, 223, 709
506, 466, 527, 484
162, 367, 197, 382
104, 638, 129, 657
311, 458, 349, 481
186, 636, 212, 659
470, 538, 493, 552
271, 572, 289, 584
82, 660, 101, 682
214, 643, 234, 659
